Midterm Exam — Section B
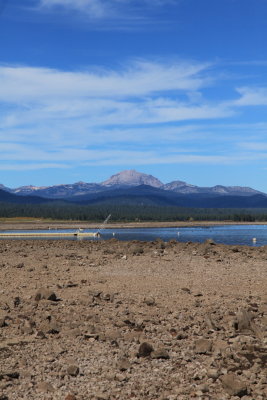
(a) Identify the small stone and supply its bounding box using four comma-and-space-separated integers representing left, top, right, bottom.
207, 368, 219, 379
0, 317, 7, 328
221, 373, 248, 397
35, 288, 58, 302
94, 392, 109, 400
115, 373, 126, 382
21, 320, 35, 335
181, 287, 191, 294
138, 342, 154, 357
67, 365, 79, 377
144, 296, 156, 306
88, 289, 102, 298
130, 245, 144, 255
35, 330, 46, 339
198, 384, 209, 393
234, 309, 251, 331
205, 238, 215, 245
151, 348, 170, 359
13, 297, 21, 307
176, 332, 188, 340
40, 318, 60, 334
65, 394, 77, 400
117, 357, 131, 371
0, 371, 19, 380
195, 339, 212, 354
194, 292, 203, 297
37, 382, 55, 393
205, 313, 219, 331
47, 320, 60, 334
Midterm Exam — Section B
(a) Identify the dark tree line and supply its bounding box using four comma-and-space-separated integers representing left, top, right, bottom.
1, 202, 267, 222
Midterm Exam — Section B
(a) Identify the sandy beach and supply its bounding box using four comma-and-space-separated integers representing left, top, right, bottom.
0, 235, 266, 399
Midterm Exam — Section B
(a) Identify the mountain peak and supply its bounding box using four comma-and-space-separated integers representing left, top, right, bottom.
101, 169, 163, 188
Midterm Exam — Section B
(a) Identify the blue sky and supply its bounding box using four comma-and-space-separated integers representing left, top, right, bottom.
0, 0, 267, 190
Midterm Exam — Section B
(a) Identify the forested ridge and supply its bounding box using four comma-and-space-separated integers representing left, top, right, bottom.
0, 202, 267, 222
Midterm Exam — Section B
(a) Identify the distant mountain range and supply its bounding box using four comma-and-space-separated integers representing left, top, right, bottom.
2, 169, 265, 198
1, 169, 267, 208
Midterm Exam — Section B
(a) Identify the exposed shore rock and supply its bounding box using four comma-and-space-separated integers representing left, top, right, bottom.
0, 237, 266, 399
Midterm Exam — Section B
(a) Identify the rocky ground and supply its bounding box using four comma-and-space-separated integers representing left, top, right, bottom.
0, 237, 266, 399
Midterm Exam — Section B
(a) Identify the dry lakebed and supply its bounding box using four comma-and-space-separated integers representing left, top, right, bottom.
0, 229, 266, 399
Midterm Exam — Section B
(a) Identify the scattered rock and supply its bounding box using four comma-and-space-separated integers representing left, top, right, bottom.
194, 292, 203, 297
234, 308, 252, 331
36, 382, 55, 393
67, 365, 79, 377
0, 317, 7, 327
13, 297, 21, 307
0, 237, 266, 400
176, 332, 188, 340
65, 395, 77, 400
144, 296, 156, 306
0, 372, 19, 380
40, 318, 60, 334
21, 320, 34, 335
207, 368, 220, 379
205, 239, 216, 245
35, 288, 58, 302
88, 289, 102, 298
117, 357, 131, 371
130, 245, 144, 255
151, 348, 170, 359
221, 373, 248, 397
16, 263, 24, 269
35, 330, 46, 339
205, 313, 219, 331
181, 287, 191, 294
138, 342, 154, 357
195, 339, 212, 354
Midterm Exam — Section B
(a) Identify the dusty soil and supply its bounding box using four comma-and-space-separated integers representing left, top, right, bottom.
1, 220, 267, 231
0, 237, 266, 399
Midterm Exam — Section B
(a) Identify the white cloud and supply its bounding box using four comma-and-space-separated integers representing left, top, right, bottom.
39, 0, 113, 18
0, 163, 69, 171
0, 60, 265, 171
238, 141, 267, 151
0, 61, 210, 103
234, 87, 267, 106
37, 0, 176, 22
0, 61, 228, 142
1, 140, 260, 168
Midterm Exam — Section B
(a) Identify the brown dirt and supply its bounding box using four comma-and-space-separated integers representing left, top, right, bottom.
0, 237, 266, 399
1, 220, 267, 231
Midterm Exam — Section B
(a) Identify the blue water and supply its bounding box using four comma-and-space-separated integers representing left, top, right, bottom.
1, 225, 267, 246
101, 225, 266, 246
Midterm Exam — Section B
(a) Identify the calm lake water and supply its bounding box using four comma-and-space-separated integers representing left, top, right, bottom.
1, 224, 267, 246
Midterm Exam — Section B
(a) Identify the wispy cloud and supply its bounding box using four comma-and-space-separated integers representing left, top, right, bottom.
238, 141, 267, 151
234, 87, 267, 106
0, 60, 228, 134
0, 60, 210, 102
0, 59, 266, 171
36, 0, 177, 26
0, 163, 69, 171
39, 0, 116, 18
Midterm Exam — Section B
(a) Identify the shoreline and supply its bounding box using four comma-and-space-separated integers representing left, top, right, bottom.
1, 220, 267, 231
